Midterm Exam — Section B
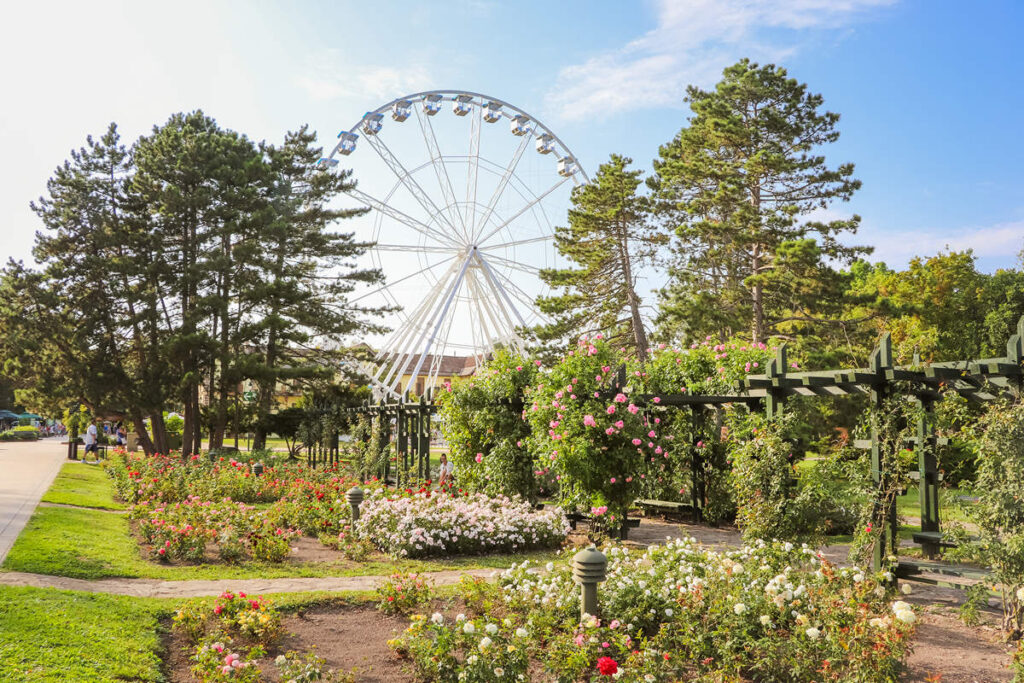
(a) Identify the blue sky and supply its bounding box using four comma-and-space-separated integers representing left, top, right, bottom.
2, 0, 1022, 275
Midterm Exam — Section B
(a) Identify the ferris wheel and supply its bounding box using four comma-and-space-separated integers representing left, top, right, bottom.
318, 90, 588, 399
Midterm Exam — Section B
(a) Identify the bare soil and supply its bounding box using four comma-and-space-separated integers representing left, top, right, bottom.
163, 602, 1016, 682
903, 611, 1015, 682
165, 604, 416, 682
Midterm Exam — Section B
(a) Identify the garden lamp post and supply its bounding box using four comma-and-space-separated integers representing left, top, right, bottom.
346, 486, 364, 522
572, 545, 607, 621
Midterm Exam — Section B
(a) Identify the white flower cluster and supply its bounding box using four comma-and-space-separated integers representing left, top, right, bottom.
500, 538, 910, 646
355, 490, 570, 558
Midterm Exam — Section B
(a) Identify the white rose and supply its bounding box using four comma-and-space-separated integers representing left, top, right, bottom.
479, 637, 493, 650
463, 622, 476, 634
494, 668, 505, 677
891, 600, 911, 613
733, 603, 747, 615
431, 612, 444, 624
853, 573, 864, 583
515, 628, 528, 638
805, 627, 820, 640
895, 609, 916, 624
901, 583, 913, 595
485, 623, 498, 635
759, 615, 771, 626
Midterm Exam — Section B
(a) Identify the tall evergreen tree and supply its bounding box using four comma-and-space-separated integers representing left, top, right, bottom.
651, 59, 866, 344
132, 111, 266, 455
536, 155, 665, 361
247, 126, 386, 449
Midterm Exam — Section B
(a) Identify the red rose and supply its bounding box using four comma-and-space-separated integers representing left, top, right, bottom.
596, 657, 618, 676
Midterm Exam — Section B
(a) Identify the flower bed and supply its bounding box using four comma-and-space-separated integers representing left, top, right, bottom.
356, 490, 570, 558
393, 539, 916, 681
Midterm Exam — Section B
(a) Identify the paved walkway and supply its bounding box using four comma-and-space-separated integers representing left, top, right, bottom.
0, 438, 67, 564
0, 567, 498, 598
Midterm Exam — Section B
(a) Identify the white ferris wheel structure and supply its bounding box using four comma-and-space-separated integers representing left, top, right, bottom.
318, 90, 588, 399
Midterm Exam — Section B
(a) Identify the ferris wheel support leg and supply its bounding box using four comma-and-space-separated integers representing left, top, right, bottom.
375, 260, 461, 392
402, 253, 475, 396
476, 254, 528, 329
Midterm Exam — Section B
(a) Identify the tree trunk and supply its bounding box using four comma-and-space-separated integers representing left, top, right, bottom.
129, 408, 156, 455
252, 325, 279, 451
751, 242, 764, 344
150, 410, 170, 455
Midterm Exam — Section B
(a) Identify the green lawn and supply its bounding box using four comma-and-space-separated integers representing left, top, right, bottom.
1, 504, 561, 581
39, 463, 125, 510
0, 584, 392, 683
0, 585, 166, 682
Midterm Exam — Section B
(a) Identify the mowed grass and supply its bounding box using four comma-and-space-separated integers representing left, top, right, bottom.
39, 463, 125, 510
2, 502, 562, 581
0, 585, 166, 682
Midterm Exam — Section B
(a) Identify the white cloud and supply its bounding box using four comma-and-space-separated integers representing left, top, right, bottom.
546, 0, 894, 121
863, 220, 1024, 266
296, 50, 433, 103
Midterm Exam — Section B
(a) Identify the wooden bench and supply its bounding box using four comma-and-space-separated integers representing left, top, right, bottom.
911, 531, 959, 549
636, 499, 696, 519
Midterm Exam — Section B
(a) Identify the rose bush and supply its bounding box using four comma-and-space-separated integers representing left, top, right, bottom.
436, 348, 540, 501
524, 335, 663, 525
493, 539, 914, 682
356, 488, 569, 558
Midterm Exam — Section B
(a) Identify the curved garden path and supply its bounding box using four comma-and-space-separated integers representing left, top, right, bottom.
0, 567, 497, 598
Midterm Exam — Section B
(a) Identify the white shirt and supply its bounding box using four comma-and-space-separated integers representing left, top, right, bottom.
85, 424, 97, 445
440, 460, 454, 476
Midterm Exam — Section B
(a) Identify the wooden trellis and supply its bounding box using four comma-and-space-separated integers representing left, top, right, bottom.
327, 316, 1024, 581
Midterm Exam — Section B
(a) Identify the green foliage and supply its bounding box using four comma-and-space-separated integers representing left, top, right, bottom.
436, 348, 538, 499
971, 401, 1024, 636
537, 154, 665, 358
651, 58, 865, 344
728, 414, 823, 544
524, 336, 655, 520
390, 613, 531, 683
498, 540, 915, 683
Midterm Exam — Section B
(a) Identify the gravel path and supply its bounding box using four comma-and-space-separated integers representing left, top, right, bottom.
0, 567, 498, 598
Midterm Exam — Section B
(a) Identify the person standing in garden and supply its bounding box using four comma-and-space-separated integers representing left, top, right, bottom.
82, 418, 99, 458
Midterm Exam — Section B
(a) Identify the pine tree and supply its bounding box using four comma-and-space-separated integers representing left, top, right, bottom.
536, 155, 665, 362
651, 59, 867, 344
247, 126, 387, 449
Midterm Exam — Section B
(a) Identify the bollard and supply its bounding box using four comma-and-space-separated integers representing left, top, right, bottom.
346, 486, 365, 522
572, 545, 607, 621
252, 462, 264, 477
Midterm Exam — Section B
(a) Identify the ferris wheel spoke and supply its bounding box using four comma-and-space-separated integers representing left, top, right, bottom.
363, 134, 463, 240
350, 254, 457, 304
476, 176, 571, 246
414, 106, 470, 242
465, 104, 482, 237
375, 260, 461, 389
471, 132, 531, 243
479, 234, 553, 251
348, 188, 459, 248
480, 252, 540, 276
374, 243, 455, 254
